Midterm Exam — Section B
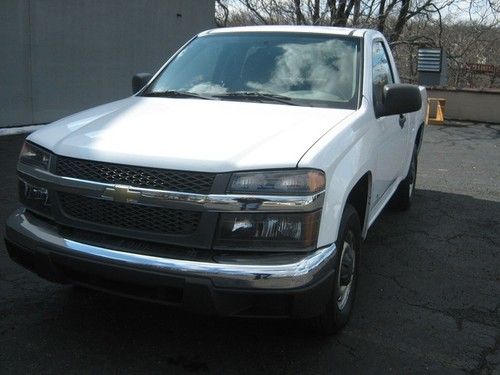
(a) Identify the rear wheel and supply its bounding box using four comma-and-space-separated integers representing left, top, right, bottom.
390, 148, 417, 210
312, 204, 361, 335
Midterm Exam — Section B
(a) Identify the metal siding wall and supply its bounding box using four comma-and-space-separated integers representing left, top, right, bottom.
0, 0, 33, 126
0, 0, 214, 127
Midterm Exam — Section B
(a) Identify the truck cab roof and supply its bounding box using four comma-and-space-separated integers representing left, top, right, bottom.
200, 25, 373, 39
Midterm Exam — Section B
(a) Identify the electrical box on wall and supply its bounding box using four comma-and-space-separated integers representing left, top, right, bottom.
417, 48, 448, 86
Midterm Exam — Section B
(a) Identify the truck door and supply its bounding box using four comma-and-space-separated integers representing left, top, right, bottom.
371, 40, 407, 205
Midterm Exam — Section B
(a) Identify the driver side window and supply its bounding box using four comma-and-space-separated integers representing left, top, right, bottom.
372, 41, 394, 116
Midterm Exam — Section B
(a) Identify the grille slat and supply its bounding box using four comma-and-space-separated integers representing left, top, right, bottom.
56, 156, 215, 194
59, 193, 200, 235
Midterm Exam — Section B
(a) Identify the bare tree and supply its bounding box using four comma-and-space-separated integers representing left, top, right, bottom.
215, 0, 230, 27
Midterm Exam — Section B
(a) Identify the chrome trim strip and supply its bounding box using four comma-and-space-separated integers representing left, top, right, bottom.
18, 163, 324, 212
7, 209, 336, 289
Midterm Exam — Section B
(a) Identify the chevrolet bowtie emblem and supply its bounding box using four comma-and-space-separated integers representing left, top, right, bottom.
102, 185, 141, 203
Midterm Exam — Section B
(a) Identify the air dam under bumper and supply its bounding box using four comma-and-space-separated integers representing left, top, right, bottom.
5, 209, 337, 318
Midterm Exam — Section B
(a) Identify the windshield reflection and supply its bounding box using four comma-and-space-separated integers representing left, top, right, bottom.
143, 33, 361, 109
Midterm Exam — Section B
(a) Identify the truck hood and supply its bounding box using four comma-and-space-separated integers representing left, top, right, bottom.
28, 97, 353, 172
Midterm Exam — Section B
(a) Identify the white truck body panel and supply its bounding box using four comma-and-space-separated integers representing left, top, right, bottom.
28, 97, 353, 173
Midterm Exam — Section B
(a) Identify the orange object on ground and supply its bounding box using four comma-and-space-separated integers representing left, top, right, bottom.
426, 98, 446, 125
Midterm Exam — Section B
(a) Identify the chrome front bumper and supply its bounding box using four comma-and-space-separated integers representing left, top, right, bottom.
5, 208, 337, 290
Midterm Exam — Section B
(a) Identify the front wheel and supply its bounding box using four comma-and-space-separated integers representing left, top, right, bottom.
312, 204, 361, 335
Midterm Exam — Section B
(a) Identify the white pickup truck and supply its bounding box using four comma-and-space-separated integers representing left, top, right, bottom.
5, 26, 426, 334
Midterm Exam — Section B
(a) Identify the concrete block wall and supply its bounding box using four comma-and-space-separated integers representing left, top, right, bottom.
427, 88, 500, 124
0, 0, 215, 127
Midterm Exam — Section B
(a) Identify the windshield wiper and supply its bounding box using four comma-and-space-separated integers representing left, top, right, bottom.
214, 92, 298, 106
142, 90, 215, 100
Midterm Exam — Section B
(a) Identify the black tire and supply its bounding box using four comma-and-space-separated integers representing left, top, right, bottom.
312, 204, 361, 335
390, 148, 417, 210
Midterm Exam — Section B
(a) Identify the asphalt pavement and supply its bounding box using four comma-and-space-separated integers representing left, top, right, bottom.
0, 123, 499, 374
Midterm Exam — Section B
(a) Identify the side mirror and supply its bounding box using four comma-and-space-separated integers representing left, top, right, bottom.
381, 84, 422, 117
132, 73, 153, 94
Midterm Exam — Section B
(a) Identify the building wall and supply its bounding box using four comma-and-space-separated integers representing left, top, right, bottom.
427, 88, 500, 123
0, 1, 33, 126
0, 0, 215, 127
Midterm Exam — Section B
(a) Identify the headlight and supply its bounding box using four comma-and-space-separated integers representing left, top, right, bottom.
19, 142, 51, 170
227, 169, 325, 195
18, 142, 52, 217
214, 211, 321, 251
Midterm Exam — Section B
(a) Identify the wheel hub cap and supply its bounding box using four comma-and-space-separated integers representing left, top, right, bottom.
337, 234, 356, 310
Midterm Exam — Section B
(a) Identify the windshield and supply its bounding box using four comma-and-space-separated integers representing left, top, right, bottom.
142, 32, 361, 109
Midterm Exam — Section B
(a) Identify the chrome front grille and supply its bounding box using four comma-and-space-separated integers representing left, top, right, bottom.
59, 192, 201, 235
55, 156, 215, 194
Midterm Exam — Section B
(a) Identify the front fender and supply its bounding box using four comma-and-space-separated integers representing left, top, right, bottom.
298, 100, 376, 246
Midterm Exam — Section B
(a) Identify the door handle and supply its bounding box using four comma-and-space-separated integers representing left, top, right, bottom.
399, 114, 407, 128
